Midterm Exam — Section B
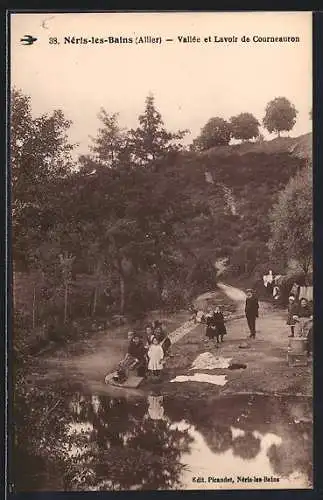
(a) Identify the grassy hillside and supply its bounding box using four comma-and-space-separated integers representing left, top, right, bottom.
13, 133, 310, 350
172, 135, 310, 270
198, 133, 312, 160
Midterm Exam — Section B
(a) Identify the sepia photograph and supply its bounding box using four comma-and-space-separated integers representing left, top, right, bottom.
10, 11, 313, 492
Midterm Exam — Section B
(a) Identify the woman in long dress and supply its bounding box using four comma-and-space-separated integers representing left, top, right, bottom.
205, 311, 217, 342
147, 336, 164, 377
213, 306, 227, 343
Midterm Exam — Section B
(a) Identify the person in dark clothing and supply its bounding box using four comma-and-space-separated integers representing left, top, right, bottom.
114, 334, 148, 381
294, 298, 313, 338
154, 323, 171, 356
286, 294, 299, 338
205, 312, 217, 342
213, 306, 227, 343
245, 289, 259, 338
127, 335, 148, 376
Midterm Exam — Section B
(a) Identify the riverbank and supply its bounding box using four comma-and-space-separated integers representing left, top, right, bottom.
24, 284, 312, 400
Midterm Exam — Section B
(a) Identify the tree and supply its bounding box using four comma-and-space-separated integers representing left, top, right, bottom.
230, 113, 260, 142
263, 97, 298, 137
129, 93, 188, 166
11, 88, 75, 267
193, 117, 231, 151
86, 110, 129, 169
268, 164, 312, 277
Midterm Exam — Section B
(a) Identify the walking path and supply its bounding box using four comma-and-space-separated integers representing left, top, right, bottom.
166, 287, 312, 397
31, 283, 312, 397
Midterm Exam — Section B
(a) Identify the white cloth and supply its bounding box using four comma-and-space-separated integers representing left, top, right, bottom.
148, 344, 164, 370
170, 373, 227, 386
263, 271, 274, 287
190, 352, 232, 370
299, 286, 313, 302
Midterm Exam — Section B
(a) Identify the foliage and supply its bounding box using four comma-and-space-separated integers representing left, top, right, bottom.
263, 97, 298, 137
12, 88, 308, 356
230, 112, 260, 141
11, 88, 75, 266
128, 93, 188, 166
229, 240, 269, 276
86, 110, 129, 169
187, 257, 217, 294
192, 117, 231, 150
268, 163, 312, 276
12, 389, 194, 491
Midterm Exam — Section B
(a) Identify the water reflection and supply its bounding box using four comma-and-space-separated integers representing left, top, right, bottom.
13, 389, 312, 491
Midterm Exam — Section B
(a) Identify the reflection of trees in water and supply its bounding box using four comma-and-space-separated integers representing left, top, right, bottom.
232, 432, 261, 460
14, 388, 193, 491
88, 418, 193, 490
198, 425, 233, 454
76, 395, 193, 490
13, 383, 73, 491
13, 387, 313, 491
163, 394, 312, 482
267, 423, 313, 483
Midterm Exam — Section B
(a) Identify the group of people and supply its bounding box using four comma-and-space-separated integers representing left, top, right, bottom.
189, 305, 228, 344
287, 294, 313, 354
113, 321, 171, 383
244, 289, 313, 354
205, 306, 227, 344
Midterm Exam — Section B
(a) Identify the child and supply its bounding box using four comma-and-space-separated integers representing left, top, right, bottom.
127, 331, 135, 342
144, 324, 154, 347
286, 295, 298, 338
147, 336, 164, 377
213, 306, 227, 343
205, 310, 217, 343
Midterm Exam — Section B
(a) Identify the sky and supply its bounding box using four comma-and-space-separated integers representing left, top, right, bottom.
10, 12, 312, 157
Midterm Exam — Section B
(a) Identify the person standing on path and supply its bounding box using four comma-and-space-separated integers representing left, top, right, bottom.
245, 289, 259, 338
205, 309, 217, 343
147, 336, 164, 377
286, 294, 298, 338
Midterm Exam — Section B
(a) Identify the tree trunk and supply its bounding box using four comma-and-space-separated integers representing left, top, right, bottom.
32, 285, 36, 329
156, 268, 164, 303
64, 282, 68, 324
278, 131, 281, 138
119, 274, 125, 314
92, 286, 98, 316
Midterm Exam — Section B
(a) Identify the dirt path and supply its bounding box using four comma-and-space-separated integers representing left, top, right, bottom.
217, 282, 246, 305
30, 284, 312, 398
167, 286, 312, 397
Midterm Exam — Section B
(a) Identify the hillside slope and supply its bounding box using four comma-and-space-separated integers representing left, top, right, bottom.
173, 135, 310, 268
199, 133, 312, 160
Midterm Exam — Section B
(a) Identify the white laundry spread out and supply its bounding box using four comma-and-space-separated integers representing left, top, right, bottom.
190, 352, 232, 370
170, 373, 227, 386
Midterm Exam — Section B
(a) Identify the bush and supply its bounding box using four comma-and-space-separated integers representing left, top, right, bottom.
188, 258, 217, 296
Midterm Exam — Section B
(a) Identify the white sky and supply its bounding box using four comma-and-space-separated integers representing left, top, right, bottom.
10, 12, 312, 156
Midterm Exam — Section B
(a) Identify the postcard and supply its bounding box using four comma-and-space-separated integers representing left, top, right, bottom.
9, 11, 313, 492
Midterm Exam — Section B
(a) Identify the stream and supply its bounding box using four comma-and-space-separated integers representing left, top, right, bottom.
13, 389, 312, 491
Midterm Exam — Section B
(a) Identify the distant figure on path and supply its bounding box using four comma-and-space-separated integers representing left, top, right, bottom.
245, 289, 259, 338
213, 306, 227, 343
293, 297, 313, 338
286, 294, 298, 338
205, 310, 217, 343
